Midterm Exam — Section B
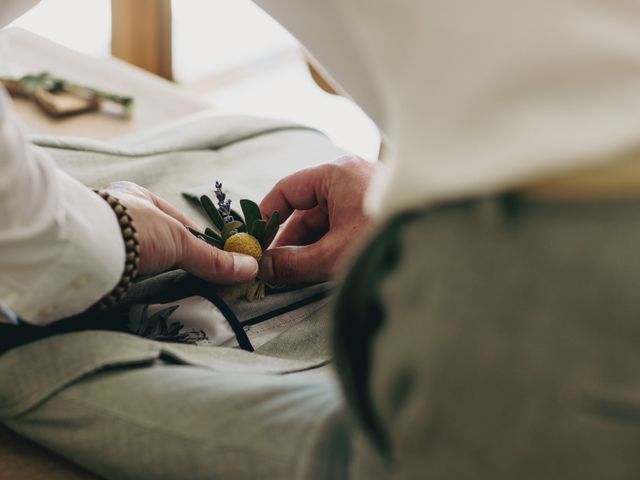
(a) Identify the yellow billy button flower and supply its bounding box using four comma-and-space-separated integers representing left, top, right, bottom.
224, 232, 263, 261
194, 181, 280, 302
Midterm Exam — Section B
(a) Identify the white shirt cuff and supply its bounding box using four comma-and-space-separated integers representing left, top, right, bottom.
5, 168, 126, 325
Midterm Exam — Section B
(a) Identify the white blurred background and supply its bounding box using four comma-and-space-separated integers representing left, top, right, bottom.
9, 0, 381, 160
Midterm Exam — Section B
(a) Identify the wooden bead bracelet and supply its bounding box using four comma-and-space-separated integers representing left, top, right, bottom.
93, 190, 140, 310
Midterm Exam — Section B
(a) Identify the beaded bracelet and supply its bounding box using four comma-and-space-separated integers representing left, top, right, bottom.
93, 190, 140, 310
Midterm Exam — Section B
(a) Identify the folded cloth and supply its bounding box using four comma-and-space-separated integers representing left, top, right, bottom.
28, 113, 346, 224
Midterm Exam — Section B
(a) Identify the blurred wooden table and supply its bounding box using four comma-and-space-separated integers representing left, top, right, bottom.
1, 27, 207, 138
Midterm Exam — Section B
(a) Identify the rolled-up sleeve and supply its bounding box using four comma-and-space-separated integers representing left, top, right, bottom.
0, 88, 125, 325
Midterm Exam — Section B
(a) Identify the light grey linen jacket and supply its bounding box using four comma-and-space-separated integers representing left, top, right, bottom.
0, 114, 353, 480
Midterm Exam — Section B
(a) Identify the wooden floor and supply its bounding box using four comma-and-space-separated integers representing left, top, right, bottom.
0, 425, 99, 479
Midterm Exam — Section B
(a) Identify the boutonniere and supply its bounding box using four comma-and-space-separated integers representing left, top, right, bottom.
188, 182, 280, 301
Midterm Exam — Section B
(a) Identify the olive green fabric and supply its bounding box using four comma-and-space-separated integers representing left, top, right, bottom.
335, 195, 640, 479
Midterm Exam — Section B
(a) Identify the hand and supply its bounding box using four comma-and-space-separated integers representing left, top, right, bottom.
104, 181, 258, 284
259, 156, 378, 284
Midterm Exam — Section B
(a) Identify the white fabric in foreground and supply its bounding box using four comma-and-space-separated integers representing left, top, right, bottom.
255, 0, 640, 219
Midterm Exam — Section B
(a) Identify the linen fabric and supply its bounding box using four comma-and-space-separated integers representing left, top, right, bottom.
0, 331, 350, 480
31, 113, 344, 227
0, 114, 354, 479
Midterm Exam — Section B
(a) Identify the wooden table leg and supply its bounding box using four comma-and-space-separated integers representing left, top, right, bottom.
111, 0, 173, 80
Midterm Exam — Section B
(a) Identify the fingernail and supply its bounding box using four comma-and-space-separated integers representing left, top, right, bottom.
259, 253, 275, 282
233, 254, 258, 278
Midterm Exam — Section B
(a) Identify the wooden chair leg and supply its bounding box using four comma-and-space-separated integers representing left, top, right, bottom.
111, 0, 173, 80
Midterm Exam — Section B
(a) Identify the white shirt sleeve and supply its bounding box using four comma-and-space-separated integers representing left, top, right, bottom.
0, 87, 125, 325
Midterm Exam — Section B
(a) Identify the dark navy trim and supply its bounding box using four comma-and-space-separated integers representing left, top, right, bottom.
241, 288, 332, 327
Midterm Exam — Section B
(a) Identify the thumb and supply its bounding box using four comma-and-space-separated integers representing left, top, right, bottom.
259, 244, 331, 284
177, 229, 258, 283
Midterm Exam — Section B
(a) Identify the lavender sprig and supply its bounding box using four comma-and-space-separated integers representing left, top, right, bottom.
214, 181, 238, 235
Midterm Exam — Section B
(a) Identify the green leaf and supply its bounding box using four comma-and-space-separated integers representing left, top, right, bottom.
149, 306, 180, 337
186, 226, 222, 248
221, 220, 244, 242
136, 304, 151, 336
201, 234, 223, 249
150, 305, 179, 324
240, 199, 262, 232
147, 317, 164, 338
230, 208, 245, 228
166, 321, 184, 337
200, 195, 225, 231
204, 228, 222, 242
251, 219, 266, 240
262, 211, 280, 247
186, 226, 203, 238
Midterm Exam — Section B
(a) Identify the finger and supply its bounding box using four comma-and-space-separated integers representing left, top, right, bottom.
259, 238, 335, 284
176, 226, 258, 283
259, 164, 333, 222
274, 207, 330, 248
147, 190, 202, 230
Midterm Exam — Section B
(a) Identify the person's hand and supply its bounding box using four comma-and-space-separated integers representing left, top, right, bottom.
259, 156, 378, 284
104, 181, 258, 283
